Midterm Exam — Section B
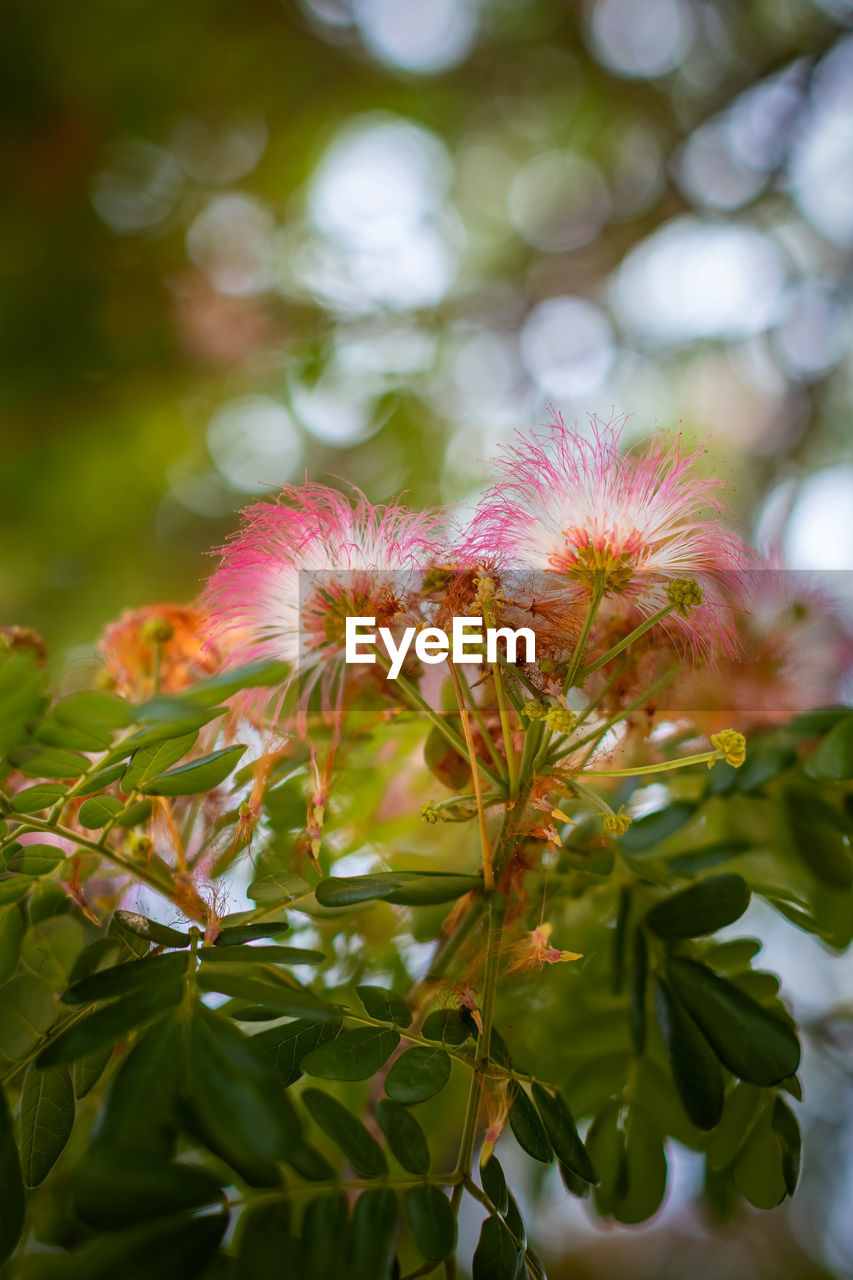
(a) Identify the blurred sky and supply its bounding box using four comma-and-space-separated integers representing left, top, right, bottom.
2, 0, 853, 657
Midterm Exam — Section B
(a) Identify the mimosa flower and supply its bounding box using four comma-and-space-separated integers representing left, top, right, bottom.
462, 414, 750, 662
504, 922, 582, 975
99, 604, 220, 699
203, 483, 446, 711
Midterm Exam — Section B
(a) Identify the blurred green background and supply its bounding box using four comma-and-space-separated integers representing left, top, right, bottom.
2, 5, 853, 1268
4, 0, 853, 662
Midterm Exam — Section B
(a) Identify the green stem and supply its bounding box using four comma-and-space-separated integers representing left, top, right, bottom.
564, 578, 605, 692
580, 748, 723, 779
569, 777, 617, 819
376, 653, 504, 792
3, 812, 181, 906
453, 898, 503, 1186
577, 603, 675, 681
549, 662, 679, 765
482, 602, 518, 797
490, 649, 541, 699
456, 668, 506, 780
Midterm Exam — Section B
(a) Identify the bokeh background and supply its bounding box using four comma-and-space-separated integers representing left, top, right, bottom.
3, 0, 853, 1273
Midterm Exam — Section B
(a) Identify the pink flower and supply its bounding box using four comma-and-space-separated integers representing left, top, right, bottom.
203, 483, 446, 710
462, 413, 751, 662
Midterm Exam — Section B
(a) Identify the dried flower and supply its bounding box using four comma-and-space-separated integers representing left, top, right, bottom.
99, 604, 219, 699
504, 922, 582, 975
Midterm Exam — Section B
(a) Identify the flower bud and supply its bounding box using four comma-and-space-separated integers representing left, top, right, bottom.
603, 806, 632, 836
666, 578, 704, 617
545, 705, 577, 735
710, 728, 746, 768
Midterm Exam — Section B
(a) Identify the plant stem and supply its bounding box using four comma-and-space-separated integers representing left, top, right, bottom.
448, 664, 495, 891
482, 602, 518, 797
452, 898, 503, 1191
564, 577, 604, 692
375, 652, 504, 792
577, 603, 675, 681
456, 667, 506, 779
580, 747, 723, 779
549, 661, 679, 765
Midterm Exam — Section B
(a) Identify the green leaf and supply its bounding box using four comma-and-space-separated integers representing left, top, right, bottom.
503, 1190, 526, 1246
55, 690, 132, 731
0, 974, 57, 1068
7, 744, 89, 779
73, 1043, 114, 1100
286, 1142, 336, 1182
472, 1215, 520, 1280
356, 984, 413, 1027
213, 919, 290, 945
772, 1096, 801, 1196
0, 653, 46, 759
645, 874, 751, 938
38, 980, 183, 1067
22, 916, 86, 986
77, 795, 124, 829
403, 1184, 456, 1262
733, 1103, 787, 1208
421, 1009, 474, 1045
804, 713, 853, 781
0, 1085, 25, 1265
141, 744, 247, 795
707, 1083, 761, 1171
300, 1193, 348, 1280
254, 1015, 343, 1087
116, 705, 225, 754
114, 799, 153, 828
302, 1088, 387, 1176
101, 1017, 182, 1156
666, 957, 801, 1086
74, 1142, 224, 1227
34, 715, 113, 753
586, 1103, 628, 1206
6, 844, 65, 876
75, 762, 128, 795
611, 1108, 667, 1225
112, 910, 191, 948
247, 870, 313, 905
236, 1205, 295, 1280
348, 1187, 398, 1280
196, 970, 338, 1020
508, 1081, 553, 1164
0, 905, 25, 984
0, 876, 32, 906
315, 871, 481, 908
24, 1210, 228, 1280
785, 792, 853, 889
20, 1063, 74, 1186
120, 731, 199, 792
385, 1046, 450, 1104
186, 1006, 303, 1179
619, 801, 696, 852
62, 951, 189, 1005
532, 1084, 598, 1184
10, 784, 66, 814
170, 659, 290, 707
375, 1098, 429, 1174
481, 1154, 509, 1214
654, 977, 723, 1131
630, 927, 647, 1054
200, 944, 324, 966
302, 1026, 400, 1080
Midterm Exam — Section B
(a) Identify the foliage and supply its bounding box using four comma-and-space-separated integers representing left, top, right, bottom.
1, 569, 852, 1275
